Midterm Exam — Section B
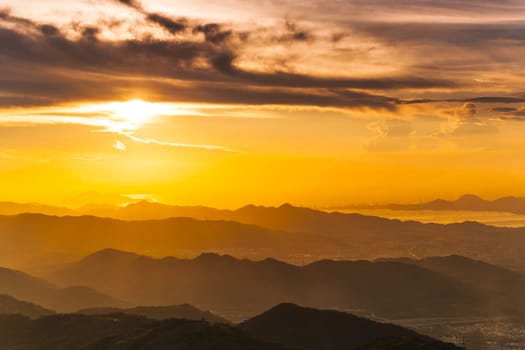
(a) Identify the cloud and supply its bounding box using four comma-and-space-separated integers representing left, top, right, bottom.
440, 103, 498, 136
113, 140, 127, 151
123, 134, 235, 152
455, 102, 480, 122
0, 7, 457, 110
366, 119, 414, 151
491, 105, 525, 121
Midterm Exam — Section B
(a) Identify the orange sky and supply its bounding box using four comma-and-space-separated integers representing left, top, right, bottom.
1, 0, 525, 207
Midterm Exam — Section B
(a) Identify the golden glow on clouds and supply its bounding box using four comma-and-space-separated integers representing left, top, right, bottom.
2, 0, 525, 206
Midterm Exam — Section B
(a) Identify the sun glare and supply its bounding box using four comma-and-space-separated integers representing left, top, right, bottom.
107, 99, 164, 129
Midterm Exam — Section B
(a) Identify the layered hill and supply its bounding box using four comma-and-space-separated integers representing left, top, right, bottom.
0, 213, 334, 271
240, 303, 460, 350
2, 205, 525, 272
0, 266, 122, 312
0, 294, 55, 318
346, 194, 525, 214
77, 304, 228, 323
0, 306, 460, 350
49, 249, 523, 319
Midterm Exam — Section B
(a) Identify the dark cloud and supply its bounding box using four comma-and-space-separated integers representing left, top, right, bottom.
147, 13, 187, 35
211, 53, 454, 89
353, 21, 525, 46
283, 20, 312, 42
193, 23, 232, 44
491, 106, 525, 119
399, 96, 525, 105
0, 9, 460, 109
113, 0, 142, 10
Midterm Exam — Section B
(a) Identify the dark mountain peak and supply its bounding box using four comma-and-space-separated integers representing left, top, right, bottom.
194, 252, 238, 263
279, 202, 295, 209
240, 304, 456, 350
456, 194, 485, 203
83, 248, 141, 262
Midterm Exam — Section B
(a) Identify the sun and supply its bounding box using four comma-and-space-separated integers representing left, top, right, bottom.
108, 99, 162, 128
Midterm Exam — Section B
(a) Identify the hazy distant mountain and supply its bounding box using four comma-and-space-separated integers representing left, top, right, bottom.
77, 304, 229, 323
0, 294, 55, 318
4, 203, 525, 272
0, 313, 291, 350
64, 191, 136, 209
240, 303, 460, 350
0, 266, 123, 312
377, 255, 525, 316
50, 249, 520, 319
346, 194, 525, 214
0, 201, 73, 216
0, 214, 334, 270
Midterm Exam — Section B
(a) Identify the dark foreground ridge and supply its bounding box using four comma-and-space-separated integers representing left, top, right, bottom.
0, 304, 461, 350
241, 303, 461, 350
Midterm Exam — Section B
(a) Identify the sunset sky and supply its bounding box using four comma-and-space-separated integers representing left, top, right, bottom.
1, 0, 525, 207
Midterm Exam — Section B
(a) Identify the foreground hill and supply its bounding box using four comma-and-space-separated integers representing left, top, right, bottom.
0, 306, 459, 350
0, 294, 55, 318
50, 249, 521, 319
240, 303, 460, 350
77, 304, 228, 323
0, 266, 122, 312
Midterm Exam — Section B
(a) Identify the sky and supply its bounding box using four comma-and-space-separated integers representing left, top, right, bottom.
1, 0, 525, 207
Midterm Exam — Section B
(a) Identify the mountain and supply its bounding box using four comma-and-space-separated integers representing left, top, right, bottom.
0, 266, 123, 312
346, 194, 525, 214
4, 202, 525, 272
355, 336, 462, 350
77, 304, 229, 323
64, 191, 136, 209
0, 306, 459, 350
0, 201, 73, 216
80, 202, 525, 272
0, 313, 291, 350
0, 213, 333, 272
0, 294, 55, 318
240, 303, 460, 350
377, 255, 525, 316
50, 249, 518, 319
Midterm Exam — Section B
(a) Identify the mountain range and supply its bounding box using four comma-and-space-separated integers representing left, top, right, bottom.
47, 249, 525, 320
0, 294, 55, 319
345, 194, 525, 214
0, 266, 123, 312
0, 303, 461, 350
240, 303, 460, 350
2, 204, 525, 274
77, 304, 229, 324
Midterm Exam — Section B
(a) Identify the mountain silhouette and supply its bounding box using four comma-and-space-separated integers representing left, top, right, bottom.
0, 214, 332, 271
0, 294, 55, 318
346, 194, 525, 214
50, 249, 519, 319
240, 303, 460, 350
377, 254, 525, 315
3, 206, 525, 274
0, 313, 292, 350
0, 305, 459, 350
77, 304, 228, 323
0, 266, 123, 312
